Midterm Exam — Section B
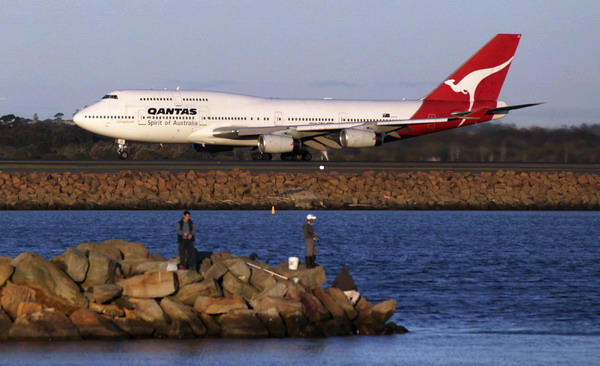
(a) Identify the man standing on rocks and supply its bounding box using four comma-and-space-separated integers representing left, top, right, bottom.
177, 210, 197, 270
303, 214, 318, 268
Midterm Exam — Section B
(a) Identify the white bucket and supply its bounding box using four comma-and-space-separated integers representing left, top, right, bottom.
288, 257, 299, 270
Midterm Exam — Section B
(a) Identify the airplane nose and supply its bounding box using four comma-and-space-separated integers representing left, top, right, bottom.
73, 111, 85, 126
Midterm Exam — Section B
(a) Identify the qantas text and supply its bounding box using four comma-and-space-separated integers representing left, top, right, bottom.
147, 108, 197, 115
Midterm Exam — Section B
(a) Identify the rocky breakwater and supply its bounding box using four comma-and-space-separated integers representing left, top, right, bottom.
0, 169, 598, 210
0, 240, 405, 340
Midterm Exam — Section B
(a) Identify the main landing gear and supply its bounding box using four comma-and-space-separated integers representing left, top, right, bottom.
280, 150, 313, 161
116, 139, 129, 160
251, 152, 273, 161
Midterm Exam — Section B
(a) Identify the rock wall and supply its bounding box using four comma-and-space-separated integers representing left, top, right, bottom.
0, 169, 598, 210
0, 240, 405, 340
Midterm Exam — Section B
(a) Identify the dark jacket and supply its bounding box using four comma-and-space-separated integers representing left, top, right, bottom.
177, 219, 195, 242
332, 266, 357, 291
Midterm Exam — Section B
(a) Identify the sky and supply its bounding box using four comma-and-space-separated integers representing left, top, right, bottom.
1, 0, 599, 127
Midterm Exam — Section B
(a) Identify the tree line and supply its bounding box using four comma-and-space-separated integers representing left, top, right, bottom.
0, 115, 598, 162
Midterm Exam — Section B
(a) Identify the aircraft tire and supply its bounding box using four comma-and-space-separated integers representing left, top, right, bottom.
118, 151, 129, 160
302, 152, 312, 161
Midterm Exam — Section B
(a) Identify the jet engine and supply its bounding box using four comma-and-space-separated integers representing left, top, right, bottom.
258, 134, 301, 153
339, 129, 384, 148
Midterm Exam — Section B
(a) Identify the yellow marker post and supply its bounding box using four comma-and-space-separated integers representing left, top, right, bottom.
271, 206, 276, 215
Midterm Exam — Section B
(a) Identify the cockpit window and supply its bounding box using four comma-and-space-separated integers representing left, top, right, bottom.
102, 94, 118, 100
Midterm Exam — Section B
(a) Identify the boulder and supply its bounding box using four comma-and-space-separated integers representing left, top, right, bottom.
193, 295, 247, 314
84, 252, 117, 287
0, 258, 14, 287
101, 239, 149, 260
88, 284, 123, 304
70, 308, 129, 339
202, 261, 229, 281
1, 282, 37, 319
11, 255, 87, 313
325, 287, 358, 320
133, 298, 168, 328
9, 309, 81, 340
176, 270, 203, 287
149, 253, 166, 261
254, 282, 288, 301
113, 317, 155, 338
249, 265, 278, 291
256, 308, 286, 337
250, 296, 305, 315
354, 299, 397, 335
160, 297, 206, 337
275, 265, 326, 290
0, 308, 12, 340
314, 287, 346, 319
77, 242, 122, 261
117, 272, 177, 298
174, 279, 222, 305
317, 318, 353, 337
10, 252, 43, 267
88, 302, 124, 318
384, 321, 409, 334
51, 248, 89, 283
298, 291, 330, 323
199, 313, 221, 337
119, 258, 157, 277
223, 258, 251, 282
219, 310, 269, 338
222, 272, 259, 300
131, 261, 169, 274
17, 302, 44, 317
167, 320, 195, 339
281, 310, 318, 337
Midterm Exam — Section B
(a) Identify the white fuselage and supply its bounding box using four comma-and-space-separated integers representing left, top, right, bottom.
74, 90, 424, 146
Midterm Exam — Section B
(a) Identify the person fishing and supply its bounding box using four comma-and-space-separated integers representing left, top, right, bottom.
176, 210, 197, 270
303, 214, 318, 268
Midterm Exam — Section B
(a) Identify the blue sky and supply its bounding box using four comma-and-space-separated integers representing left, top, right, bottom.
1, 0, 599, 127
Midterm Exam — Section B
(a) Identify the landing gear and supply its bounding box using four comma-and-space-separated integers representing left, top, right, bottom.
280, 150, 313, 161
251, 152, 273, 161
116, 139, 129, 160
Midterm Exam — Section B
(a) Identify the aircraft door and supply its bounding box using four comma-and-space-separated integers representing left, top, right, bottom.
197, 110, 207, 126
274, 111, 283, 126
172, 92, 182, 106
138, 110, 146, 125
339, 112, 348, 122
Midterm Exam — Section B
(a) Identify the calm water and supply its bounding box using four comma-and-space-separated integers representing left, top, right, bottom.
0, 210, 599, 365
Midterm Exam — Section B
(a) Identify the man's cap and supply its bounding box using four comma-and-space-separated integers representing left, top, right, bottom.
306, 214, 316, 220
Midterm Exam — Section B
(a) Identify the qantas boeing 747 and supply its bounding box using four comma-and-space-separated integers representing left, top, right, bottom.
73, 34, 541, 161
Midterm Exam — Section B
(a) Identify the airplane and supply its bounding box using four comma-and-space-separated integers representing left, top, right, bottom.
73, 34, 541, 161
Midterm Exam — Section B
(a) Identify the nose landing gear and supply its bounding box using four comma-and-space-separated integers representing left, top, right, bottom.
116, 139, 129, 160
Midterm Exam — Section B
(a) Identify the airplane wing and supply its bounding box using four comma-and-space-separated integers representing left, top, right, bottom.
212, 116, 455, 140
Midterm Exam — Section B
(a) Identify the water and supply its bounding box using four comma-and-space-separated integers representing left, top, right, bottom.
0, 210, 599, 365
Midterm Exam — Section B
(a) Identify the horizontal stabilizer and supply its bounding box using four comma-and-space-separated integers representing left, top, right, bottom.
451, 102, 544, 118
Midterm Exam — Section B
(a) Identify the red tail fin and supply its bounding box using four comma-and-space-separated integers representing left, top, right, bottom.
422, 34, 521, 107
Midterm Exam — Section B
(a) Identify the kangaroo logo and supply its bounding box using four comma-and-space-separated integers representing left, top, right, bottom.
444, 57, 513, 125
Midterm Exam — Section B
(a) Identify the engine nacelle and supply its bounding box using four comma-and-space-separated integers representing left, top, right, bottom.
258, 134, 301, 153
339, 129, 384, 148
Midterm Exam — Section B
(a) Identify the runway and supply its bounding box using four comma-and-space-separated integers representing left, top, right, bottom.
0, 160, 598, 174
